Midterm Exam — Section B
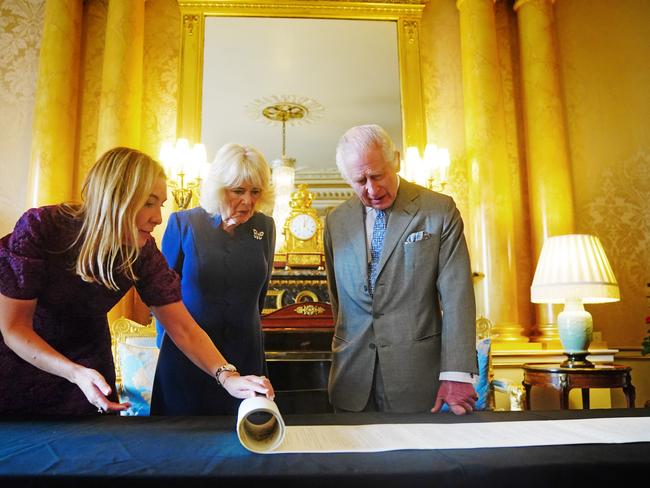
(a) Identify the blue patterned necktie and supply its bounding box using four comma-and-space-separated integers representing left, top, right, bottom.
369, 209, 387, 294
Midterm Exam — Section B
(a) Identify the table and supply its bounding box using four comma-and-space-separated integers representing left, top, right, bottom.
1, 409, 649, 487
522, 363, 636, 410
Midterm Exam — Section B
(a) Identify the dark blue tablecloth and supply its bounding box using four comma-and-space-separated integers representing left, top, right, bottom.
1, 408, 649, 487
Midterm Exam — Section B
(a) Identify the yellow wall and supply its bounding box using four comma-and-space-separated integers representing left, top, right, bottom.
0, 0, 648, 350
0, 0, 45, 234
554, 0, 650, 348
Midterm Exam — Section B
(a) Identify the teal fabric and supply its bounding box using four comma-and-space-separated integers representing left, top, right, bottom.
117, 343, 159, 416
474, 338, 491, 411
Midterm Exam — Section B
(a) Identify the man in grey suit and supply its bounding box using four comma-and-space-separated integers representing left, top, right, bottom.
324, 124, 477, 415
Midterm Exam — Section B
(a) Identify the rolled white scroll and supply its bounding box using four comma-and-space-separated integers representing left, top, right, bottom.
236, 396, 286, 453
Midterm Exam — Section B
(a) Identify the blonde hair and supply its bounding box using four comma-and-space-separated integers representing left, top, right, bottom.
199, 143, 274, 216
335, 124, 398, 182
61, 147, 166, 291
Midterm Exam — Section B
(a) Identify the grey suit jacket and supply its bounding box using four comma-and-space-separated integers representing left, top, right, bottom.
324, 179, 476, 413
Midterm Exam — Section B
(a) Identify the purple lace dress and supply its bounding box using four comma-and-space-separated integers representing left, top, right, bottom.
0, 206, 181, 415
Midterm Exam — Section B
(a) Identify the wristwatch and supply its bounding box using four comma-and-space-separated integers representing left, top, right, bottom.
215, 363, 238, 387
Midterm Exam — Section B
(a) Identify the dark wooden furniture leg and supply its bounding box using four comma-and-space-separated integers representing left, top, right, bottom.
581, 388, 590, 409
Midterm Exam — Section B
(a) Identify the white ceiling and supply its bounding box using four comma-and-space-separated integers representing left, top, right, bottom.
201, 17, 403, 174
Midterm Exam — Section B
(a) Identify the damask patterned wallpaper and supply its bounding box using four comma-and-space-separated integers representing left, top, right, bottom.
0, 0, 44, 235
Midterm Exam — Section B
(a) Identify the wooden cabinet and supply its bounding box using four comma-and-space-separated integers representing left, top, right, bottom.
262, 298, 334, 414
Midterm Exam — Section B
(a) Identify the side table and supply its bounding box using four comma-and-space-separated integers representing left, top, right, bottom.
522, 363, 636, 410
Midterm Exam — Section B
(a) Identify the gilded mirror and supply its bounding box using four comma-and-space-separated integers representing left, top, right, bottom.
177, 0, 427, 184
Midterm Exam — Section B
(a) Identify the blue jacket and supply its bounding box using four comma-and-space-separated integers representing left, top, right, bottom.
151, 207, 275, 415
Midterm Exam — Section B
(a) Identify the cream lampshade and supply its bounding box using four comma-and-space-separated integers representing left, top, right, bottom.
531, 234, 620, 368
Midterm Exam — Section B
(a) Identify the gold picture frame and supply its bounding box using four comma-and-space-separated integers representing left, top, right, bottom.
176, 0, 426, 152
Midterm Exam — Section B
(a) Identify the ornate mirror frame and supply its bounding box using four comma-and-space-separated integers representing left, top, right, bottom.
176, 0, 427, 153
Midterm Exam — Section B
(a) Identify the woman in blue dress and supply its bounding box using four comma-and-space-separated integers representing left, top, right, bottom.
151, 143, 276, 415
0, 147, 273, 415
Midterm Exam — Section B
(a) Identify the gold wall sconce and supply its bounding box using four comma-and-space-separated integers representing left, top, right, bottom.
159, 138, 209, 210
400, 143, 450, 192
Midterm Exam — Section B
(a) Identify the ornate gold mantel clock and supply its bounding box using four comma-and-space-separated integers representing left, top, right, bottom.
278, 184, 324, 269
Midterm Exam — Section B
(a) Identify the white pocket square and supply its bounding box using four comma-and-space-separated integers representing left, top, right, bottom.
406, 231, 431, 243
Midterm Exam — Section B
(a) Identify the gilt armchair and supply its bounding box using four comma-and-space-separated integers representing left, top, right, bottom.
109, 316, 158, 415
476, 316, 526, 411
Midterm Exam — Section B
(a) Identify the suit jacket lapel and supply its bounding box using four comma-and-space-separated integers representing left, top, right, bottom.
338, 198, 368, 281
376, 180, 419, 277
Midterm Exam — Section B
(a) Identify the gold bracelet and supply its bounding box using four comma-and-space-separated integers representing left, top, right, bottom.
215, 363, 237, 387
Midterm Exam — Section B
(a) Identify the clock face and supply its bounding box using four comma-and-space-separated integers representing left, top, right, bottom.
289, 214, 318, 240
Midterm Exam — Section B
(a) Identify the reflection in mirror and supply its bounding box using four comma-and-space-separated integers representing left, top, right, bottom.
201, 17, 403, 212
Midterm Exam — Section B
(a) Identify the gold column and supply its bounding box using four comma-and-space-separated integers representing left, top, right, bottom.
96, 0, 145, 155
457, 0, 523, 342
97, 0, 146, 324
514, 0, 575, 343
27, 0, 82, 207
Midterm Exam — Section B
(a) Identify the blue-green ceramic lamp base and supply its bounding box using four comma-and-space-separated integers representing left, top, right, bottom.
558, 298, 595, 369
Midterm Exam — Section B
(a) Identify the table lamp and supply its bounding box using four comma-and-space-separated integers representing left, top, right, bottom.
530, 234, 619, 368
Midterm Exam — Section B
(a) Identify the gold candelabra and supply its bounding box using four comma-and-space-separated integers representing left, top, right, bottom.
159, 139, 208, 210
170, 172, 200, 210
401, 144, 450, 193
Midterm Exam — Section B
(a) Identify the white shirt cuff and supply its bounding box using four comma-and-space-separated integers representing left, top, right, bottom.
439, 371, 478, 385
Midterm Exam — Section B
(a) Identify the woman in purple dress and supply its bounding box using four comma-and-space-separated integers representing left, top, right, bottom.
0, 147, 273, 415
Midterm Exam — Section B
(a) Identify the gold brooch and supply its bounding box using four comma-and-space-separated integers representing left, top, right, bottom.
253, 228, 264, 240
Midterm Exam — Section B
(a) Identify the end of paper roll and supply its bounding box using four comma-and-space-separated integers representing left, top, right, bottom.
237, 396, 286, 453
